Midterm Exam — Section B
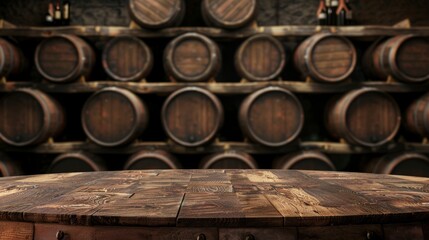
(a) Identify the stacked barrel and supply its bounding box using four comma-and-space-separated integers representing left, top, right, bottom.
0, 0, 428, 178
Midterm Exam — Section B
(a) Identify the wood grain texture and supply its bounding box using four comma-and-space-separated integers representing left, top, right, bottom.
0, 38, 26, 78
235, 34, 285, 81
239, 87, 303, 147
202, 0, 257, 29
325, 88, 401, 147
102, 37, 153, 82
162, 87, 223, 147
82, 87, 148, 147
0, 170, 427, 229
129, 0, 185, 29
294, 34, 357, 82
0, 81, 428, 95
164, 33, 221, 82
0, 89, 64, 147
35, 35, 95, 83
365, 35, 429, 83
0, 221, 33, 240
2, 25, 429, 39
406, 92, 429, 138
365, 152, 429, 178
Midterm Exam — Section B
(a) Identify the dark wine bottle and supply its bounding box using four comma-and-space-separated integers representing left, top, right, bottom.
317, 0, 327, 25
45, 2, 54, 26
54, 0, 62, 26
325, 0, 337, 26
62, 0, 70, 25
336, 0, 348, 26
331, 0, 338, 26
345, 0, 353, 25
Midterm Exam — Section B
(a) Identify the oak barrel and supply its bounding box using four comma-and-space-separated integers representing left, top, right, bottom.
235, 34, 286, 81
0, 38, 26, 78
124, 150, 181, 170
162, 87, 223, 147
82, 87, 148, 147
0, 89, 64, 147
363, 35, 429, 83
294, 33, 357, 83
200, 151, 258, 169
365, 152, 429, 177
164, 33, 221, 82
406, 92, 429, 138
0, 153, 22, 177
102, 37, 153, 82
273, 151, 336, 171
325, 88, 401, 147
129, 0, 185, 29
48, 152, 107, 173
239, 87, 304, 147
35, 35, 95, 83
201, 0, 256, 29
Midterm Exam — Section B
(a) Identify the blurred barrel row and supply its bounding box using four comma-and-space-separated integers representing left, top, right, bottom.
1, 150, 429, 178
1, 87, 428, 148
0, 0, 428, 179
1, 33, 429, 83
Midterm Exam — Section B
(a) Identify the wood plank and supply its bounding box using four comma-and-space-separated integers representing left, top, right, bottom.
1, 81, 429, 94
93, 226, 218, 240
383, 223, 425, 240
0, 170, 427, 228
298, 225, 383, 240
1, 23, 429, 39
92, 192, 185, 226
0, 140, 420, 155
177, 192, 246, 227
34, 224, 95, 240
0, 173, 96, 221
266, 171, 388, 226
0, 221, 33, 240
219, 228, 297, 240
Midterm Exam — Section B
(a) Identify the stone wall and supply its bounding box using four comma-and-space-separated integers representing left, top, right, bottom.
0, 0, 428, 27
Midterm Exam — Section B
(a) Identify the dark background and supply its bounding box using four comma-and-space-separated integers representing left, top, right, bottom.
0, 0, 429, 27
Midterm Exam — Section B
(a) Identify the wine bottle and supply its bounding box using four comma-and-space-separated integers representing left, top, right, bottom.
331, 0, 339, 26
62, 0, 70, 25
336, 0, 349, 26
45, 2, 54, 26
317, 0, 327, 25
345, 0, 353, 25
325, 0, 336, 26
54, 1, 62, 26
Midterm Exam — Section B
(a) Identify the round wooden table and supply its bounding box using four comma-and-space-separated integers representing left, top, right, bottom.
0, 170, 428, 240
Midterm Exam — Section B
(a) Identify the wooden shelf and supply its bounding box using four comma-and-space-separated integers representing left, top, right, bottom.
1, 81, 429, 94
0, 141, 427, 155
1, 20, 429, 39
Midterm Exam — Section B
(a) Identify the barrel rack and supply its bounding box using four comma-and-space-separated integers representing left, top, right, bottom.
1, 19, 429, 39
1, 20, 429, 157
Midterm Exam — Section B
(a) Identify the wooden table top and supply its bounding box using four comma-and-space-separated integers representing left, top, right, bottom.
0, 170, 429, 228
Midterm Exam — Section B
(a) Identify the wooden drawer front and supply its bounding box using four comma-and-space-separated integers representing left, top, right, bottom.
0, 221, 33, 240
298, 224, 383, 240
219, 228, 297, 240
35, 224, 95, 240
35, 224, 218, 240
383, 223, 424, 240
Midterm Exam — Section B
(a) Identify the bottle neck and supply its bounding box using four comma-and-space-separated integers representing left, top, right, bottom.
325, 0, 332, 7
